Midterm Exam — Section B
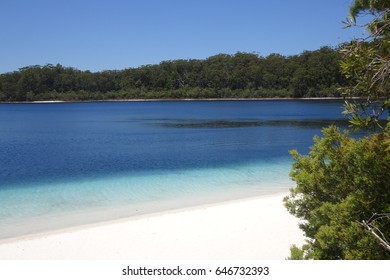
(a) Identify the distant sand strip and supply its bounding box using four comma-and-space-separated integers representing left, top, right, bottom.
0, 193, 305, 260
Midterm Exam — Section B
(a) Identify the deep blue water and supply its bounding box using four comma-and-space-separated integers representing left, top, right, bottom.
0, 100, 348, 239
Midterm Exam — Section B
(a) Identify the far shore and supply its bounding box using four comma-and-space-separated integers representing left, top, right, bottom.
0, 97, 352, 104
0, 193, 305, 260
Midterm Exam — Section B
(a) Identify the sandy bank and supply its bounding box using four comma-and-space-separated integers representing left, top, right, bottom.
0, 97, 347, 104
0, 194, 304, 260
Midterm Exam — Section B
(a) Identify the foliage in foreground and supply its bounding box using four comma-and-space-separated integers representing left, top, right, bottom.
284, 125, 390, 259
285, 0, 390, 260
340, 0, 390, 130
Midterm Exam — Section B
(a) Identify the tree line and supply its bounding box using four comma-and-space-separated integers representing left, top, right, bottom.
0, 46, 346, 102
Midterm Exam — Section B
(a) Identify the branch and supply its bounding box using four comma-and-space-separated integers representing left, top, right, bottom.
359, 213, 390, 252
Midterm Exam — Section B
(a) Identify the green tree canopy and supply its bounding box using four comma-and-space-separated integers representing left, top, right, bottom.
340, 0, 390, 130
0, 47, 345, 102
284, 125, 390, 259
285, 0, 390, 260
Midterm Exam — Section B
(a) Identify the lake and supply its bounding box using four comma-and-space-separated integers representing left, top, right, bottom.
0, 100, 348, 239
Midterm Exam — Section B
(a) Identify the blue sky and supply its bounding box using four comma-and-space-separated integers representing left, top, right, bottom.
0, 0, 368, 73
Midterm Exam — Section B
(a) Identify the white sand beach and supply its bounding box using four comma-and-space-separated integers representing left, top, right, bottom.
0, 193, 304, 260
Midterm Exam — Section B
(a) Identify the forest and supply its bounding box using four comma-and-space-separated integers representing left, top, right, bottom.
0, 46, 346, 101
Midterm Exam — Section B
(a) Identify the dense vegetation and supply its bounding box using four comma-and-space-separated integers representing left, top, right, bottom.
285, 125, 390, 259
0, 47, 345, 102
285, 0, 390, 259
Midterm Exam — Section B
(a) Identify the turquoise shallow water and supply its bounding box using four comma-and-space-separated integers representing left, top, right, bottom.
0, 100, 347, 239
0, 160, 293, 239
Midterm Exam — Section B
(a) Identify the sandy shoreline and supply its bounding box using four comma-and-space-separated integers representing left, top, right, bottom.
0, 193, 304, 260
0, 97, 347, 104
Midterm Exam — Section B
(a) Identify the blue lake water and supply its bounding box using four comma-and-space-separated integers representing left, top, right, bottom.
0, 100, 348, 239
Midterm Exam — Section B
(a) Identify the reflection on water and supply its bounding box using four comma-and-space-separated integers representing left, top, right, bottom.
152, 119, 351, 129
0, 100, 368, 239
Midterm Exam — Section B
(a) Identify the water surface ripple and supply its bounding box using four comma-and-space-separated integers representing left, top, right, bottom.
0, 100, 347, 239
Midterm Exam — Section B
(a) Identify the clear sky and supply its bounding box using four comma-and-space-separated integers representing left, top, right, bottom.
0, 0, 368, 73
